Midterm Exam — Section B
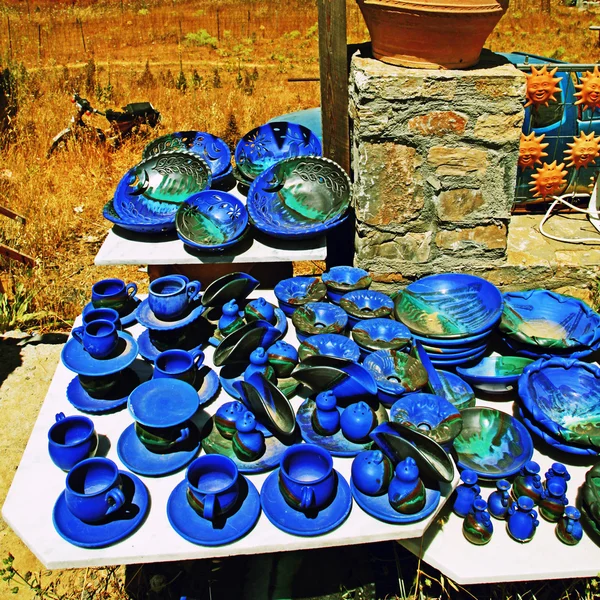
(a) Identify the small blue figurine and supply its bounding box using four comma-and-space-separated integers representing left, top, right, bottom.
245, 297, 276, 324
243, 347, 276, 383
388, 457, 426, 514
488, 479, 511, 520
545, 462, 570, 495
232, 411, 266, 462
507, 496, 539, 543
538, 481, 568, 523
463, 498, 493, 545
214, 400, 245, 439
219, 300, 245, 337
351, 449, 394, 496
453, 469, 481, 518
512, 460, 543, 505
340, 401, 378, 443
311, 391, 341, 436
556, 506, 583, 546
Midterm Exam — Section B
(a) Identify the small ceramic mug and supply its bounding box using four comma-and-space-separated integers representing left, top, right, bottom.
278, 444, 336, 512
65, 457, 125, 524
134, 422, 190, 454
148, 275, 201, 321
72, 320, 119, 359
91, 278, 137, 314
185, 455, 240, 520
153, 348, 205, 386
82, 307, 121, 331
48, 412, 98, 471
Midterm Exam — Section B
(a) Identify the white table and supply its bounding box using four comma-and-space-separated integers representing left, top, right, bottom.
1, 292, 456, 570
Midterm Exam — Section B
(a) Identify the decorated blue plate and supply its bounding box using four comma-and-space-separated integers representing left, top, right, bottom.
298, 333, 361, 363
274, 276, 327, 316
260, 468, 352, 536
103, 200, 175, 234
135, 298, 205, 331
457, 356, 534, 394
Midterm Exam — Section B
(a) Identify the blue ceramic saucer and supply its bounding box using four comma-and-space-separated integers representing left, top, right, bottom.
117, 422, 200, 477
83, 297, 141, 328
196, 366, 221, 407
261, 468, 352, 536
52, 470, 148, 548
66, 369, 141, 414
136, 328, 205, 363
135, 299, 205, 331
350, 479, 440, 524
167, 475, 260, 546
61, 331, 139, 377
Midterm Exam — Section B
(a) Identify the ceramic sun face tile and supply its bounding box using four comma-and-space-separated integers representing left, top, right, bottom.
529, 160, 568, 198
575, 66, 600, 112
518, 132, 549, 170
525, 65, 561, 108
564, 131, 600, 169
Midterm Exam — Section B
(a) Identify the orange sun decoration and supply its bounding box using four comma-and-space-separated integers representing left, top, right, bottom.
529, 160, 568, 198
525, 65, 561, 108
575, 66, 600, 112
564, 131, 600, 168
518, 132, 549, 170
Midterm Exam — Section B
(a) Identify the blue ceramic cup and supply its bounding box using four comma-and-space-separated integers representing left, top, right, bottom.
65, 457, 126, 524
71, 319, 119, 359
185, 455, 240, 520
91, 278, 137, 314
278, 444, 336, 512
82, 307, 121, 330
48, 412, 98, 471
153, 348, 205, 386
148, 275, 201, 321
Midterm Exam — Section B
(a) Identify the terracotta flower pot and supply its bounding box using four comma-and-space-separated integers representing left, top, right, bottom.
356, 0, 509, 69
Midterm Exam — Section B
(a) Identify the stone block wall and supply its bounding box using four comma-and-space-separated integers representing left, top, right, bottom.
349, 51, 527, 291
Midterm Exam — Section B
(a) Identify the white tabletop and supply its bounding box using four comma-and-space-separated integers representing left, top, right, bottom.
2, 292, 456, 570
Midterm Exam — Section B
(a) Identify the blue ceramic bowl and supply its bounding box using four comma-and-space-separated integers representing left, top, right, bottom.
518, 357, 600, 449
247, 156, 351, 240
436, 371, 476, 411
501, 333, 600, 361
298, 333, 361, 363
500, 289, 600, 349
175, 191, 248, 251
340, 290, 394, 328
390, 392, 463, 449
394, 273, 503, 339
103, 200, 175, 234
418, 341, 489, 359
411, 328, 492, 349
351, 317, 412, 359
291, 302, 348, 342
457, 356, 534, 394
235, 121, 322, 181
322, 266, 372, 304
274, 276, 327, 316
429, 347, 488, 369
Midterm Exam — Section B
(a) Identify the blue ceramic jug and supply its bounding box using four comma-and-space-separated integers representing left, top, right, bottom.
507, 496, 539, 543
538, 481, 568, 523
463, 497, 493, 545
312, 391, 340, 436
487, 479, 511, 520
512, 460, 543, 505
544, 462, 570, 495
556, 506, 583, 546
453, 469, 481, 518
388, 457, 426, 514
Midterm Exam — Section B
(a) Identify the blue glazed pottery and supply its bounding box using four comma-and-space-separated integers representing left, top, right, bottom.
411, 327, 492, 349
274, 276, 327, 316
243, 347, 276, 383
82, 307, 121, 330
247, 156, 350, 240
48, 412, 98, 471
71, 320, 119, 360
545, 462, 570, 494
266, 341, 298, 378
91, 278, 138, 315
201, 272, 260, 307
350, 449, 393, 496
456, 356, 534, 394
488, 479, 511, 520
394, 273, 503, 338
148, 275, 202, 321
291, 302, 349, 341
153, 348, 204, 386
298, 333, 361, 364
311, 391, 341, 436
53, 470, 148, 548
322, 266, 372, 304
351, 317, 412, 358
213, 320, 281, 367
176, 191, 248, 251
136, 324, 204, 364
64, 458, 125, 524
340, 401, 378, 443
452, 469, 481, 518
136, 297, 206, 332
512, 460, 543, 504
103, 199, 175, 234
215, 401, 246, 439
556, 506, 583, 545
453, 407, 534, 479
429, 347, 488, 368
436, 371, 476, 411
340, 290, 394, 327
539, 480, 568, 522
388, 457, 426, 514
217, 300, 245, 337
518, 357, 600, 450
235, 121, 322, 181
83, 297, 140, 328
245, 297, 276, 324
463, 498, 493, 545
66, 370, 140, 414
501, 333, 600, 361
507, 496, 539, 543
232, 411, 266, 462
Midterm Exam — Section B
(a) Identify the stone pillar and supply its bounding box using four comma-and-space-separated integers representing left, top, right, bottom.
349, 50, 527, 291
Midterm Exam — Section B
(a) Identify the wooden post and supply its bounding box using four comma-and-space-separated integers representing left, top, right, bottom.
38, 23, 42, 60
77, 19, 86, 53
6, 17, 12, 60
317, 0, 350, 175
216, 9, 221, 41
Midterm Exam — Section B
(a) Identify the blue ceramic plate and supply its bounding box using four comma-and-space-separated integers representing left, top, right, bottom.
418, 341, 488, 357
291, 301, 348, 341
456, 356, 534, 394
117, 422, 200, 477
436, 371, 476, 410
136, 327, 205, 364
501, 334, 599, 361
83, 297, 141, 328
500, 289, 600, 349
429, 347, 488, 368
52, 471, 148, 548
274, 276, 327, 316
66, 369, 141, 414
411, 328, 492, 349
518, 357, 600, 449
351, 318, 412, 354
394, 273, 503, 339
260, 468, 352, 536
453, 407, 534, 479
235, 121, 322, 181
298, 333, 361, 363
322, 267, 372, 304
167, 475, 260, 546
143, 131, 232, 179
247, 156, 350, 240
103, 200, 175, 234
135, 298, 205, 331
350, 479, 440, 524
176, 191, 249, 251
340, 290, 394, 325
61, 331, 139, 378
296, 398, 389, 458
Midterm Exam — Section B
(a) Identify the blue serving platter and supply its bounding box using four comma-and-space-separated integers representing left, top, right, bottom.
298, 333, 361, 363
274, 276, 328, 316
167, 475, 260, 546
117, 422, 200, 477
52, 471, 148, 548
61, 331, 139, 377
350, 479, 440, 524
260, 468, 352, 536
83, 297, 141, 328
103, 200, 175, 234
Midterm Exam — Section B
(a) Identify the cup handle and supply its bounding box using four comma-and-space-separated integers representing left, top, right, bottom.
300, 486, 315, 510
71, 326, 84, 345
105, 487, 126, 516
175, 427, 190, 444
186, 281, 201, 302
55, 412, 65, 423
203, 493, 215, 520
125, 283, 138, 298
190, 348, 205, 367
